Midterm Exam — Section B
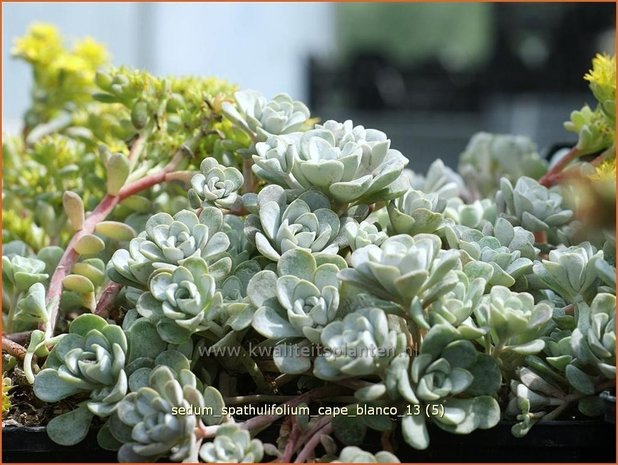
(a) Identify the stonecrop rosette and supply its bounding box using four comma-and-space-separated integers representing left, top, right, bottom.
253, 119, 409, 204
496, 176, 573, 232
34, 314, 128, 416
222, 89, 310, 140
109, 207, 231, 288
113, 366, 225, 462
136, 257, 223, 344
571, 292, 616, 380
339, 233, 461, 305
333, 446, 400, 463
250, 248, 346, 343
199, 424, 264, 463
188, 158, 243, 211
384, 324, 502, 450
244, 185, 342, 261
458, 132, 548, 198
313, 306, 407, 381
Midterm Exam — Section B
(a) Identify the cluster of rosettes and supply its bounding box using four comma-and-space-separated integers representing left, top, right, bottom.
19, 62, 616, 462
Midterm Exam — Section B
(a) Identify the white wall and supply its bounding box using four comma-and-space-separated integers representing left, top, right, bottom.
2, 2, 335, 131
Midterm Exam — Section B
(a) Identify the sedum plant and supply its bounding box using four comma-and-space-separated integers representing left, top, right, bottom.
2, 25, 616, 464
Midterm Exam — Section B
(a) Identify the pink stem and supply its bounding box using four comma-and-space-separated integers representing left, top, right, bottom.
94, 281, 123, 318
280, 419, 301, 463
42, 166, 189, 336
293, 423, 333, 463
539, 146, 580, 187
534, 230, 548, 245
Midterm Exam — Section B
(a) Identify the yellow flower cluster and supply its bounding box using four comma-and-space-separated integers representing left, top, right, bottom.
13, 23, 108, 72
584, 53, 616, 123
585, 53, 616, 97
589, 157, 616, 182
12, 23, 110, 122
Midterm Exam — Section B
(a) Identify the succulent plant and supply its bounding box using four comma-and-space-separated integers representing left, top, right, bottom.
475, 286, 554, 363
12, 282, 49, 330
507, 364, 571, 437
387, 188, 446, 236
313, 307, 407, 381
458, 132, 548, 198
136, 257, 224, 344
339, 234, 461, 306
409, 271, 486, 338
385, 324, 502, 450
449, 198, 497, 231
253, 120, 409, 204
251, 248, 346, 343
109, 208, 231, 288
333, 446, 400, 463
571, 293, 615, 380
113, 366, 225, 462
222, 89, 310, 141
341, 218, 388, 251
6, 28, 617, 463
188, 158, 244, 211
199, 423, 264, 463
445, 222, 535, 289
34, 314, 128, 416
2, 254, 48, 294
532, 242, 604, 304
244, 185, 342, 261
404, 158, 465, 201
496, 176, 573, 232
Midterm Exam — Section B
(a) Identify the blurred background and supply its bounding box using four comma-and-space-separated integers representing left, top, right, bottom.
3, 2, 615, 171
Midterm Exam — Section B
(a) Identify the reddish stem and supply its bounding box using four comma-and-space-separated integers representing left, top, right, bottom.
293, 422, 333, 463
42, 166, 190, 337
94, 281, 123, 318
534, 230, 548, 245
2, 337, 27, 360
280, 418, 301, 463
539, 146, 580, 187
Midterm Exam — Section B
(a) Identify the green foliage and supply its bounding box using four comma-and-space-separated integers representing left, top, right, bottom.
458, 132, 548, 199
3, 25, 615, 463
199, 424, 264, 463
333, 446, 400, 463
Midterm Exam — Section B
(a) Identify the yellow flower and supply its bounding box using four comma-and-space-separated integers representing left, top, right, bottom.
589, 157, 616, 182
584, 54, 616, 122
12, 23, 62, 65
74, 37, 109, 68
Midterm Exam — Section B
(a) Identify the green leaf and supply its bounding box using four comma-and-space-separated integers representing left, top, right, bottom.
69, 314, 108, 336
202, 386, 225, 425
578, 395, 604, 417
466, 354, 501, 396
107, 154, 130, 196
95, 221, 136, 241
62, 191, 85, 231
156, 319, 192, 344
332, 411, 367, 446
62, 274, 95, 293
154, 350, 190, 372
509, 339, 545, 355
97, 422, 123, 451
565, 364, 595, 395
126, 319, 166, 362
401, 413, 429, 450
74, 234, 105, 256
47, 404, 94, 446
